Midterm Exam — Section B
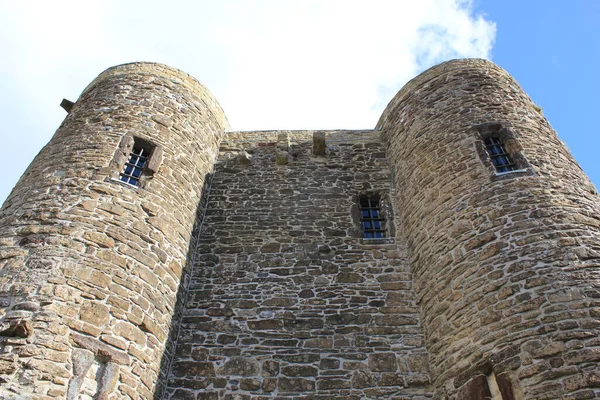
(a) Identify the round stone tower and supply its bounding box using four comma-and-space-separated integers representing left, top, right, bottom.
0, 63, 229, 399
378, 59, 600, 399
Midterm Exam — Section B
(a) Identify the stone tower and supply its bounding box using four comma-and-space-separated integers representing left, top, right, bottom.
377, 59, 600, 399
0, 59, 599, 400
0, 63, 229, 398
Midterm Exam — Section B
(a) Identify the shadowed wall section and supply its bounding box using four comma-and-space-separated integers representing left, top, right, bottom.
379, 59, 600, 399
0, 63, 228, 399
162, 130, 432, 399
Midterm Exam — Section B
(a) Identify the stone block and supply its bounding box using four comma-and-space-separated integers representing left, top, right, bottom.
171, 361, 215, 377
79, 301, 110, 327
456, 375, 492, 400
352, 370, 377, 388
218, 357, 260, 376
312, 132, 326, 156
281, 365, 318, 377
368, 353, 397, 372
247, 320, 283, 330
279, 377, 316, 392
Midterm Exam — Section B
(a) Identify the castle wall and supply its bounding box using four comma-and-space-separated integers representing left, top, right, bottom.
379, 59, 600, 399
163, 130, 432, 399
0, 63, 228, 399
2, 58, 599, 400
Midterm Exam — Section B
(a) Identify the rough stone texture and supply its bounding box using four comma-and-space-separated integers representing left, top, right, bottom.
456, 375, 492, 400
163, 130, 430, 399
1, 58, 600, 400
378, 58, 600, 399
0, 62, 229, 399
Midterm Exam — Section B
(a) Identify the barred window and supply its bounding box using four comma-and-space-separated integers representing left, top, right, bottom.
120, 143, 150, 186
112, 135, 163, 189
484, 137, 517, 173
360, 194, 385, 238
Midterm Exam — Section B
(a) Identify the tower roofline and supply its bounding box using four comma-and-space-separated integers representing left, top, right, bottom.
81, 61, 231, 131
376, 58, 513, 130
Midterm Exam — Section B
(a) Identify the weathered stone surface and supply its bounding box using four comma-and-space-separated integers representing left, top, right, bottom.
0, 319, 33, 338
276, 150, 290, 165
172, 361, 215, 377
312, 132, 326, 156
379, 58, 600, 398
218, 357, 260, 376
352, 370, 377, 388
196, 393, 219, 400
70, 333, 129, 365
164, 129, 429, 399
3, 59, 600, 400
456, 375, 492, 400
281, 365, 318, 377
279, 377, 316, 392
79, 301, 110, 326
368, 353, 397, 372
238, 151, 252, 165
0, 62, 229, 400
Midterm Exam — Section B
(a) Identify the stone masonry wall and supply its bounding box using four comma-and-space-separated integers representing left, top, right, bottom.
3, 58, 599, 400
379, 59, 600, 399
0, 63, 228, 399
163, 130, 432, 399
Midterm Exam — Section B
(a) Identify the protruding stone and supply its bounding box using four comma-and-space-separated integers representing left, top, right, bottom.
238, 151, 252, 165
0, 319, 33, 338
276, 150, 290, 165
67, 349, 94, 400
313, 132, 326, 156
60, 98, 75, 113
277, 132, 290, 151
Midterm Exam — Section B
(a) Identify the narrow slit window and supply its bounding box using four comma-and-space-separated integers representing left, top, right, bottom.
120, 144, 149, 186
360, 194, 385, 239
484, 137, 517, 173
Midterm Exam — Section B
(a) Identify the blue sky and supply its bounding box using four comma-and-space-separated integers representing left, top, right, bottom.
0, 1, 598, 204
478, 0, 600, 188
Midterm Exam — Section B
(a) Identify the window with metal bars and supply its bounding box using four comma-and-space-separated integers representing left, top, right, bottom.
120, 145, 149, 186
360, 194, 385, 238
484, 137, 517, 173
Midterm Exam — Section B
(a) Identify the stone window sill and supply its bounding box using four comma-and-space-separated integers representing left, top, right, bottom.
360, 238, 395, 245
494, 168, 528, 176
109, 177, 140, 190
491, 168, 533, 182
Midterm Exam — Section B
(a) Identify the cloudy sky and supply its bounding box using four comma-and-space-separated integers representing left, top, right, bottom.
0, 1, 598, 204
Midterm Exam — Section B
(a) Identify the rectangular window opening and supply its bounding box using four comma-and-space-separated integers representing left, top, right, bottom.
120, 144, 150, 186
484, 136, 517, 173
360, 194, 385, 239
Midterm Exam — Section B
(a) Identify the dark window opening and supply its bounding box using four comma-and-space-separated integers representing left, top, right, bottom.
484, 136, 517, 173
120, 144, 150, 186
360, 194, 385, 238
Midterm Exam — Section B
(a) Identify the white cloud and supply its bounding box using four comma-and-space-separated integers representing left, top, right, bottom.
0, 0, 495, 203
